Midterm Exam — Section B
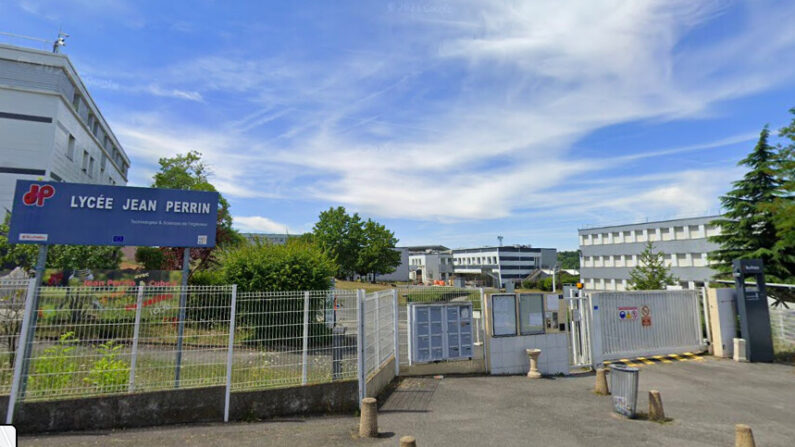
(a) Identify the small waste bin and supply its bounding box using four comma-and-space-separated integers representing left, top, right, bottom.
609, 364, 639, 418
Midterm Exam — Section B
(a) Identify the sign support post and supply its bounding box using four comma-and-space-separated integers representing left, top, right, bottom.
174, 247, 190, 388
7, 244, 47, 423
18, 244, 48, 399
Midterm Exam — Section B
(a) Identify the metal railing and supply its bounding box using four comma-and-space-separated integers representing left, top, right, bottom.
362, 290, 396, 378
2, 282, 366, 424
770, 307, 795, 353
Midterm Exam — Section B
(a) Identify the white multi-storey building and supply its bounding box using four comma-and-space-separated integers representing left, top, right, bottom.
0, 43, 130, 214
578, 216, 722, 291
452, 246, 556, 288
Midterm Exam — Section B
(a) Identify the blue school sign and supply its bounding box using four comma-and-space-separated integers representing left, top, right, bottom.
8, 180, 218, 247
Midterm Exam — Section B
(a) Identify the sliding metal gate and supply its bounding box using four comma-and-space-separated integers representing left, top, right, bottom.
590, 290, 705, 364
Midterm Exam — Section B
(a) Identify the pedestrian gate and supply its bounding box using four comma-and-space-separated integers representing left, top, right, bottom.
409, 302, 473, 363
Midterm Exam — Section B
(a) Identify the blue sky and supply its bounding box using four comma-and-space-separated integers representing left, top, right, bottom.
2, 1, 794, 250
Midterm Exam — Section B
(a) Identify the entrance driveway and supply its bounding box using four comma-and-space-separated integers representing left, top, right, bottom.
22, 358, 795, 446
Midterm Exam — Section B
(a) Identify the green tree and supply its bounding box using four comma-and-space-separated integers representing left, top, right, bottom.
134, 246, 165, 270
150, 151, 243, 274
766, 110, 795, 279
311, 206, 364, 279
356, 219, 401, 281
628, 242, 678, 290
557, 251, 581, 269
709, 126, 786, 280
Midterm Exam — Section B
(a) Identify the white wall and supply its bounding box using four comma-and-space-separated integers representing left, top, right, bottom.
489, 333, 569, 375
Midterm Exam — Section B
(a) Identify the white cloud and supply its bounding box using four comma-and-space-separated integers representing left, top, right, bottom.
101, 0, 795, 227
233, 216, 294, 234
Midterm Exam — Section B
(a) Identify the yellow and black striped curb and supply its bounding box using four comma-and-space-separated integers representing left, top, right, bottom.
603, 352, 705, 368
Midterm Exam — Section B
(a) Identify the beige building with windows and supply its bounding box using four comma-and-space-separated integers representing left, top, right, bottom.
578, 216, 722, 290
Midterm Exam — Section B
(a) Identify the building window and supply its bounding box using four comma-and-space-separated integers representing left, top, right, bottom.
101, 154, 107, 173
66, 135, 75, 160
89, 157, 95, 178
72, 92, 81, 111
81, 150, 89, 173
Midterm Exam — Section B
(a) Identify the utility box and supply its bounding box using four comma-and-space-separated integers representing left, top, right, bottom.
409, 302, 473, 363
610, 364, 639, 418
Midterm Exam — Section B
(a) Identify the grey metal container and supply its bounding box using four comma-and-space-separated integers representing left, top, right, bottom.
609, 364, 639, 418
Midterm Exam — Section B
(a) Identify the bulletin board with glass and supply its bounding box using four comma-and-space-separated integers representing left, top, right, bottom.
491, 294, 517, 337
519, 293, 546, 335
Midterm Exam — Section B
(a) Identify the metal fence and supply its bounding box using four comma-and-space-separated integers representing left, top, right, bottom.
2, 282, 364, 422
395, 286, 484, 367
770, 306, 795, 353
590, 290, 705, 363
362, 290, 396, 379
0, 278, 27, 394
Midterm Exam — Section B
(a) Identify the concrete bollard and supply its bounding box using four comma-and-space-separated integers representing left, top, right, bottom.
400, 435, 417, 447
648, 390, 665, 421
733, 338, 748, 362
735, 424, 756, 447
359, 397, 378, 438
594, 367, 609, 395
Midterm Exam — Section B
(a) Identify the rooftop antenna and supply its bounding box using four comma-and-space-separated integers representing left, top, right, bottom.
497, 235, 503, 247
52, 30, 68, 53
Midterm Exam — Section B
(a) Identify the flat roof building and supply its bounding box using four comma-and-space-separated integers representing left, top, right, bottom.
452, 246, 556, 288
0, 43, 130, 214
578, 216, 722, 291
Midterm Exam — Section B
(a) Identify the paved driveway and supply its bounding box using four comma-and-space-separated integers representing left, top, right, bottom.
21, 357, 795, 446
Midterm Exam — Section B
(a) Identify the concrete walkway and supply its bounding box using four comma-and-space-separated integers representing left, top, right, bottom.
22, 358, 795, 446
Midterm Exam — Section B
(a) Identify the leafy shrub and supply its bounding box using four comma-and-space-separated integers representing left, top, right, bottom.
29, 332, 78, 393
135, 247, 166, 270
83, 340, 129, 394
219, 239, 336, 345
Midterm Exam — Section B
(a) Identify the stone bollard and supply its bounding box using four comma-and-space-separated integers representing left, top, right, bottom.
733, 338, 748, 362
594, 368, 609, 395
648, 390, 665, 421
526, 349, 542, 379
735, 424, 756, 447
400, 435, 417, 447
359, 397, 378, 438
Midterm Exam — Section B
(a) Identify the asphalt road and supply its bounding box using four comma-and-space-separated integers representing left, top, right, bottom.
21, 357, 795, 446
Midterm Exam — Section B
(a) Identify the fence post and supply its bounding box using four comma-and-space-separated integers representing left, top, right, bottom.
301, 291, 310, 386
407, 295, 413, 366
5, 278, 37, 424
393, 289, 399, 377
700, 288, 711, 347
375, 292, 381, 367
589, 293, 604, 368
224, 285, 237, 423
357, 289, 366, 404
128, 282, 145, 392
174, 248, 190, 388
